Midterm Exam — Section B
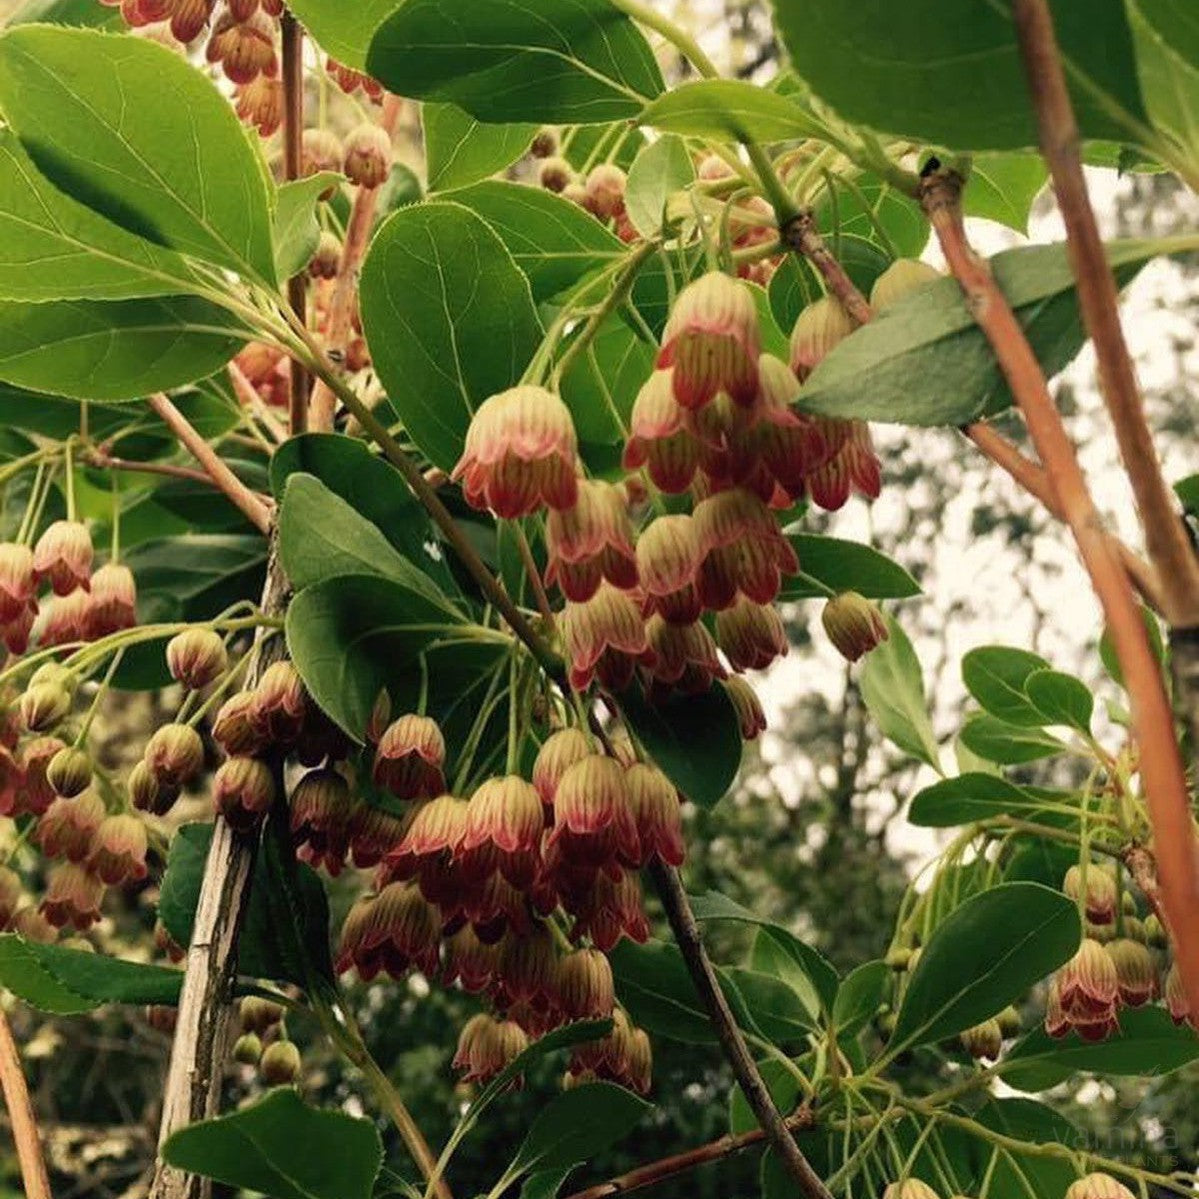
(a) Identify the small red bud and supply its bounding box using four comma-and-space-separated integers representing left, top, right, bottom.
259, 1040, 301, 1085
213, 756, 275, 831
342, 123, 393, 189
46, 746, 92, 798
959, 1018, 1002, 1061
144, 723, 205, 789
166, 628, 228, 690
20, 682, 72, 733
538, 157, 574, 193
232, 1032, 263, 1065
308, 230, 342, 279
821, 591, 889, 662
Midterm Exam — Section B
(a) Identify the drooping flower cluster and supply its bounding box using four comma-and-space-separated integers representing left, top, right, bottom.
100, 1, 387, 141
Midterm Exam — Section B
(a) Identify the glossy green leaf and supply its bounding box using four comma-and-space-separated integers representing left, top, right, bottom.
0, 295, 246, 402
617, 685, 741, 808
860, 613, 942, 772
424, 104, 536, 192
279, 474, 459, 615
0, 27, 276, 282
728, 1059, 803, 1136
964, 153, 1047, 233
813, 174, 928, 262
780, 534, 920, 600
273, 174, 340, 281
164, 1088, 381, 1199
158, 823, 334, 988
1001, 1006, 1199, 1091
624, 134, 695, 239
959, 713, 1066, 765
507, 1083, 648, 1178
0, 935, 182, 1014
270, 433, 456, 596
690, 890, 838, 1021
360, 201, 543, 471
796, 239, 1178, 426
969, 1100, 1079, 1199
0, 129, 199, 301
448, 181, 625, 301
286, 573, 470, 740
610, 938, 732, 1044
367, 0, 665, 124
726, 967, 816, 1040
640, 79, 822, 142
962, 645, 1052, 726
283, 0, 400, 69
908, 772, 1066, 828
770, 0, 1149, 151
889, 883, 1080, 1054
1024, 668, 1094, 733
559, 312, 655, 446
833, 960, 888, 1038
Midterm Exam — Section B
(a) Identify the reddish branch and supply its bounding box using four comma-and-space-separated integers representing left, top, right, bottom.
309, 95, 404, 433
563, 1108, 814, 1199
782, 210, 872, 325
281, 11, 309, 435
228, 362, 288, 445
146, 394, 273, 534
1010, 0, 1199, 630
919, 163, 1199, 1030
0, 1008, 51, 1199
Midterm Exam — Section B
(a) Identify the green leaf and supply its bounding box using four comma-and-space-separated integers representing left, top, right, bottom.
814, 174, 929, 262
959, 713, 1066, 765
283, 0, 399, 69
889, 883, 1080, 1054
558, 312, 656, 447
640, 79, 822, 142
0, 129, 200, 301
360, 201, 543, 472
689, 890, 839, 1020
8, 0, 124, 26
270, 433, 456, 596
367, 0, 665, 125
1100, 603, 1165, 686
158, 823, 334, 989
1024, 668, 1094, 733
859, 612, 942, 772
770, 0, 1149, 151
278, 474, 459, 616
0, 935, 182, 1013
726, 967, 816, 1039
0, 295, 247, 402
1175, 471, 1199, 515
969, 1099, 1080, 1199
796, 238, 1176, 426
448, 181, 625, 302
624, 134, 695, 240
610, 939, 735, 1044
908, 772, 1066, 828
164, 1088, 382, 1199
424, 104, 536, 192
769, 237, 891, 337
780, 534, 920, 600
0, 27, 276, 282
616, 685, 741, 808
964, 153, 1048, 233
507, 1083, 648, 1178
286, 574, 469, 740
1002, 1006, 1199, 1091
273, 174, 340, 282
1125, 0, 1199, 183
962, 645, 1052, 726
833, 960, 888, 1038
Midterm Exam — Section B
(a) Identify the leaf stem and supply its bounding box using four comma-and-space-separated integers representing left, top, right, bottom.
0, 1008, 50, 1199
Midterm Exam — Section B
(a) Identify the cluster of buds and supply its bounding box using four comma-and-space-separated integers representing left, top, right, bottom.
231, 996, 300, 1083
100, 3, 386, 140
1, 525, 135, 656
538, 155, 637, 243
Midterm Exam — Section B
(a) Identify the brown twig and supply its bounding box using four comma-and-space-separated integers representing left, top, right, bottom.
646, 861, 834, 1199
1010, 0, 1199, 629
0, 1007, 51, 1199
146, 394, 273, 534
563, 1108, 814, 1199
281, 11, 309, 435
919, 163, 1199, 1031
1123, 844, 1171, 935
782, 210, 872, 325
962, 422, 1165, 613
85, 452, 214, 489
309, 94, 404, 433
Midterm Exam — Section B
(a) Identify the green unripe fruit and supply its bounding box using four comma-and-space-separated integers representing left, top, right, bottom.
259, 1040, 301, 1085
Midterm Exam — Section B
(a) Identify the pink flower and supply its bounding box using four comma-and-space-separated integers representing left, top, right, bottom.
623, 371, 702, 493
637, 515, 704, 625
373, 715, 446, 801
32, 521, 93, 596
545, 480, 638, 602
560, 583, 656, 692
